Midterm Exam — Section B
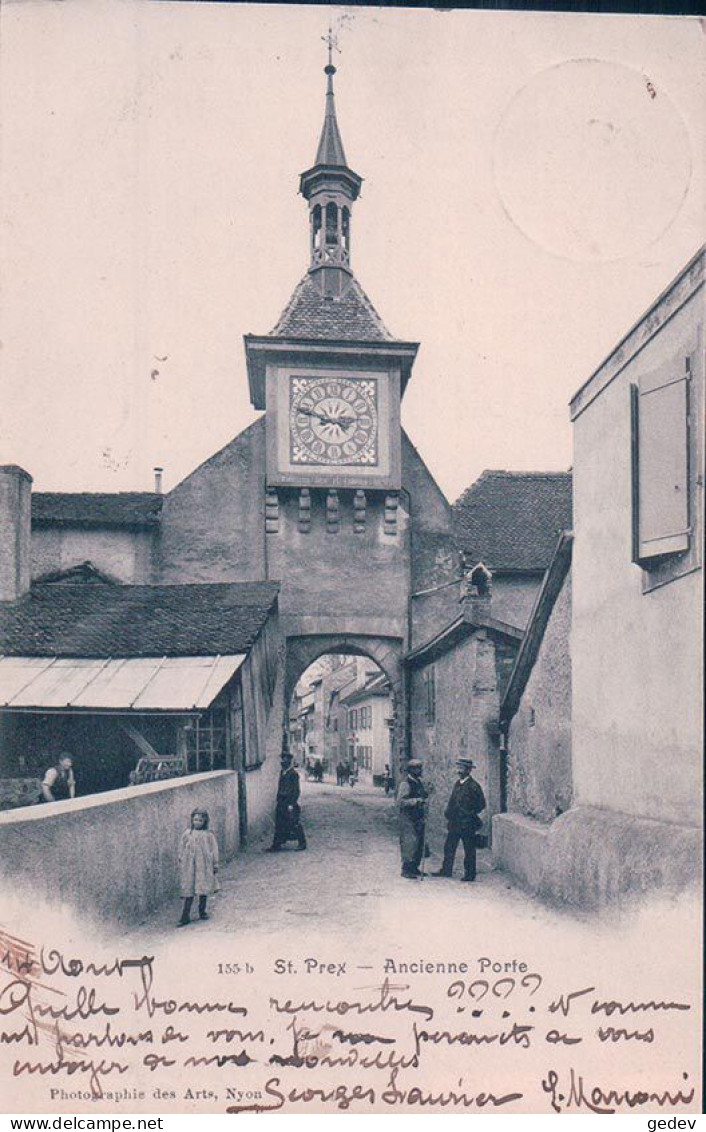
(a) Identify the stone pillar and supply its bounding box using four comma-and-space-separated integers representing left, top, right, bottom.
0, 465, 32, 602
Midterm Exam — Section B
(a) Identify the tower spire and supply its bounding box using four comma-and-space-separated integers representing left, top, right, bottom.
299, 39, 362, 299
315, 28, 347, 167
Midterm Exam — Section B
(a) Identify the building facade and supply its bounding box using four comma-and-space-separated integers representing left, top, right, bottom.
493, 249, 704, 908
406, 578, 522, 847
339, 670, 394, 783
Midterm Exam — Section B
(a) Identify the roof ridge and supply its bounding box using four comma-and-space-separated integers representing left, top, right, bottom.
31, 580, 280, 595
453, 469, 572, 507
33, 490, 161, 498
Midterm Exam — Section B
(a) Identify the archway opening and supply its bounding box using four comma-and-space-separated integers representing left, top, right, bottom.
288, 653, 396, 792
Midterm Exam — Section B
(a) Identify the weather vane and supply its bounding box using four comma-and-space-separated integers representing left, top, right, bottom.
322, 24, 341, 71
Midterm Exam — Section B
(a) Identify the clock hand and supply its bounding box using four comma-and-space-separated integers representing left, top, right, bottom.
298, 408, 331, 424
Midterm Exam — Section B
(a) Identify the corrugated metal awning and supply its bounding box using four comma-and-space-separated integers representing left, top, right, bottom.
0, 655, 246, 712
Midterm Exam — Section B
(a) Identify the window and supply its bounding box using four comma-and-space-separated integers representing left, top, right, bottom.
359, 705, 370, 730
356, 746, 371, 770
631, 350, 701, 590
349, 708, 358, 730
423, 665, 436, 726
185, 709, 227, 773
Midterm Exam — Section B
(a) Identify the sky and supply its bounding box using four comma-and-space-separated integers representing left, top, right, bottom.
0, 2, 703, 502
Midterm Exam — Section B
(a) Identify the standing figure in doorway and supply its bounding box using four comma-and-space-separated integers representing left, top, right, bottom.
432, 758, 485, 882
40, 753, 76, 803
267, 748, 307, 851
396, 759, 429, 879
177, 808, 219, 926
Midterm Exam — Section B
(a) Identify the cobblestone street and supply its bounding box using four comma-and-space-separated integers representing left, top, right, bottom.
131, 779, 583, 954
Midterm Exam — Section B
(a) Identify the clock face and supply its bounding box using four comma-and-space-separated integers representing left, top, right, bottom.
289, 376, 379, 466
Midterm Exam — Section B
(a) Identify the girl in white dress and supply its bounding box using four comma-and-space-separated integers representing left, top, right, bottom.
177, 808, 219, 926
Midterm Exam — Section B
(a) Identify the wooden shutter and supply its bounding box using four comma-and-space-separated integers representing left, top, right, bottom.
632, 360, 690, 562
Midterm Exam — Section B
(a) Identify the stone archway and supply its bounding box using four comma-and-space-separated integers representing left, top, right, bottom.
285, 634, 406, 772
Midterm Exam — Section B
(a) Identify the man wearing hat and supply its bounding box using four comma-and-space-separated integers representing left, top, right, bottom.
396, 759, 429, 879
432, 758, 485, 882
267, 741, 307, 852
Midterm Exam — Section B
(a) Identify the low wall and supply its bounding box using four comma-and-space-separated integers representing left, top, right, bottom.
0, 771, 238, 925
491, 812, 548, 894
493, 805, 703, 912
240, 758, 280, 846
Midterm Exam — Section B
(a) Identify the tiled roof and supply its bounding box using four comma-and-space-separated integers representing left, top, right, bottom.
270, 274, 393, 342
452, 471, 573, 573
32, 493, 162, 528
0, 582, 279, 658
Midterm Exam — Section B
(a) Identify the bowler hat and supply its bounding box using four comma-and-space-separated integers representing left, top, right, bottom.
407, 759, 423, 771
457, 757, 475, 768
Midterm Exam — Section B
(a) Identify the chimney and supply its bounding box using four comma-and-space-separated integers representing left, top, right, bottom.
0, 465, 32, 602
153, 466, 164, 494
461, 562, 492, 624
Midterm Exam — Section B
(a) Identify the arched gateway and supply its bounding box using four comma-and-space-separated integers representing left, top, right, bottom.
286, 636, 405, 766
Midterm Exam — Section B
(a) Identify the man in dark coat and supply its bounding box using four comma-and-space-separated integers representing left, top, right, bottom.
267, 752, 307, 851
432, 758, 485, 882
396, 759, 429, 879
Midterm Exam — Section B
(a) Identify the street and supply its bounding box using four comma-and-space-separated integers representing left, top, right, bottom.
131, 779, 587, 951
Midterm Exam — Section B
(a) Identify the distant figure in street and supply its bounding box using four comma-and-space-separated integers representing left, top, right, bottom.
177, 808, 219, 926
432, 758, 486, 882
40, 753, 76, 803
313, 758, 324, 783
383, 764, 393, 795
336, 761, 346, 786
396, 759, 429, 879
267, 750, 307, 852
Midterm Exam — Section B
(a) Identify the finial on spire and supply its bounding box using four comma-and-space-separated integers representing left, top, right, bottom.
322, 24, 339, 77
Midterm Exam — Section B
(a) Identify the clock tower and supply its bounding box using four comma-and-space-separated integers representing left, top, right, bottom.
240, 55, 457, 745
245, 59, 418, 495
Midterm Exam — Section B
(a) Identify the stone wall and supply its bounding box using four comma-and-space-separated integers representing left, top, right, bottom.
268, 489, 409, 641
409, 630, 504, 848
0, 771, 239, 925
157, 419, 267, 584
507, 571, 572, 822
491, 573, 543, 630
31, 526, 155, 583
493, 807, 702, 911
